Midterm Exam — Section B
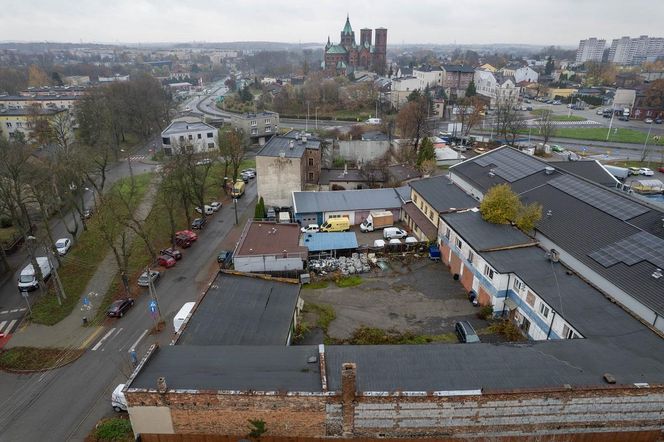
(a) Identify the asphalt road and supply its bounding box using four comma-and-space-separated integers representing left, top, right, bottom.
0, 176, 258, 440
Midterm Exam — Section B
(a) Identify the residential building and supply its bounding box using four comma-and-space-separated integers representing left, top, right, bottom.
609, 35, 664, 65
230, 111, 279, 145
318, 167, 385, 191
336, 131, 391, 164
441, 64, 475, 100
413, 65, 443, 90
232, 221, 308, 274
160, 120, 218, 155
389, 76, 419, 109
0, 107, 68, 141
575, 37, 606, 63
474, 70, 520, 108
256, 131, 321, 207
0, 94, 79, 111
514, 66, 539, 83
323, 16, 387, 76
292, 187, 404, 227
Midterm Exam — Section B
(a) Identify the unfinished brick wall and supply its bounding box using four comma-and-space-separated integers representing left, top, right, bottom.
127, 391, 327, 437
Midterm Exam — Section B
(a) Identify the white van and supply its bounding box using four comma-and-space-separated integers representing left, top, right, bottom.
111, 383, 127, 412
196, 205, 214, 216
173, 302, 196, 333
18, 257, 52, 292
366, 117, 382, 125
383, 227, 408, 240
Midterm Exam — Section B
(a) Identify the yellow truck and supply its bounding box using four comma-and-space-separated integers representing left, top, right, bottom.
231, 180, 245, 198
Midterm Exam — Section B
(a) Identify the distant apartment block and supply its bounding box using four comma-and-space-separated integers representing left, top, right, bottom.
609, 35, 664, 65
0, 107, 69, 141
230, 111, 279, 146
575, 38, 606, 64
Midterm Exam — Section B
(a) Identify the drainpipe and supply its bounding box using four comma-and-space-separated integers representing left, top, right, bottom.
546, 311, 557, 340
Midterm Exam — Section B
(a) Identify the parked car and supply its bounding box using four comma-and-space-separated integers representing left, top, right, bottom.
195, 205, 214, 216
383, 227, 408, 240
137, 270, 160, 287
217, 250, 233, 268
655, 118, 663, 124
241, 169, 256, 178
191, 218, 206, 229
195, 158, 212, 166
175, 234, 192, 249
157, 255, 176, 268
628, 167, 641, 176
266, 207, 276, 220
54, 238, 72, 256
106, 298, 135, 317
159, 247, 182, 260
111, 383, 127, 412
455, 320, 480, 343
551, 144, 564, 153
176, 230, 198, 242
239, 172, 250, 183
638, 167, 655, 176
209, 201, 222, 212
645, 118, 654, 124
619, 115, 629, 121
596, 109, 604, 115
659, 166, 664, 173
301, 224, 320, 233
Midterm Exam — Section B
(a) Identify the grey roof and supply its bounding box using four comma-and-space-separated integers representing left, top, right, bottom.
0, 95, 79, 101
442, 64, 476, 74
0, 108, 66, 116
257, 131, 320, 159
177, 273, 300, 346
409, 175, 478, 213
130, 345, 322, 392
549, 160, 619, 187
442, 210, 535, 251
293, 188, 403, 214
319, 168, 384, 185
361, 131, 388, 141
161, 120, 216, 136
395, 185, 411, 202
398, 66, 413, 76
386, 164, 421, 183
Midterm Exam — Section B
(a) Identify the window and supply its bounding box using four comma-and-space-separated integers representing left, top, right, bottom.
468, 250, 474, 264
265, 119, 271, 124
16, 122, 22, 127
179, 136, 184, 142
455, 238, 463, 249
413, 195, 418, 204
251, 128, 258, 135
250, 120, 257, 126
197, 133, 202, 139
162, 137, 170, 145
308, 172, 314, 181
265, 126, 271, 133
5, 122, 11, 128
513, 279, 525, 293
207, 143, 215, 148
483, 264, 494, 280
539, 303, 550, 319
308, 158, 314, 166
188, 134, 193, 140
444, 227, 450, 239
562, 324, 578, 339
206, 132, 213, 138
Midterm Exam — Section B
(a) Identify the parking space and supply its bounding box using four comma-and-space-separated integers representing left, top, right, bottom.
350, 222, 412, 247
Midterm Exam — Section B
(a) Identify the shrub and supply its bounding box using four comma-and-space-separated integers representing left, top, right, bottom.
477, 305, 494, 320
94, 418, 132, 441
0, 217, 12, 228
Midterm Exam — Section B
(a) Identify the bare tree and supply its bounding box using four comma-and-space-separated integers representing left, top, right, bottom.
220, 128, 246, 183
535, 109, 557, 154
396, 95, 429, 155
494, 97, 525, 146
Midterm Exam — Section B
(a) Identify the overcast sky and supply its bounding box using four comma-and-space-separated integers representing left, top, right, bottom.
2, 0, 662, 47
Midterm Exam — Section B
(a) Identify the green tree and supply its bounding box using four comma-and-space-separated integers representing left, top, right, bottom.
516, 202, 543, 232
465, 79, 477, 97
417, 137, 435, 166
480, 184, 520, 225
248, 419, 267, 439
545, 56, 554, 75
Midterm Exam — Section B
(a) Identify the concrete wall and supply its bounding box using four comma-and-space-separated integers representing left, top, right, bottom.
337, 140, 391, 164
128, 406, 174, 435
256, 155, 302, 208
234, 255, 304, 273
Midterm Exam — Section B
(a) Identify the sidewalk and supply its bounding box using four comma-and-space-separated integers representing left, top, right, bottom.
7, 175, 162, 349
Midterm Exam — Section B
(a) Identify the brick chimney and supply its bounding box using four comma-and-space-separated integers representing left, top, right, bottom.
341, 363, 356, 435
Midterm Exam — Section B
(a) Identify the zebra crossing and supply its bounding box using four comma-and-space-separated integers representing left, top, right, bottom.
0, 318, 20, 336
129, 155, 148, 161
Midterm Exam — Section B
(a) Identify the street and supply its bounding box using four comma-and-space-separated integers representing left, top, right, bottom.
0, 175, 258, 440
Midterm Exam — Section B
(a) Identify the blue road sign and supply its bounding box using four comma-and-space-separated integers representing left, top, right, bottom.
82, 297, 90, 306
149, 300, 157, 313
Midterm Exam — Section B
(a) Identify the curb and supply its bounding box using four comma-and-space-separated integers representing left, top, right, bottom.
0, 348, 86, 374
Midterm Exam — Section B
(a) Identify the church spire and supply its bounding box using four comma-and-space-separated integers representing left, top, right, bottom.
342, 14, 353, 35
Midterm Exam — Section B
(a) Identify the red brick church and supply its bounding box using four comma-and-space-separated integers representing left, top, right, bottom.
324, 15, 387, 76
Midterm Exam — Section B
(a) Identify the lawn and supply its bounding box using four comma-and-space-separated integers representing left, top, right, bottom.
335, 275, 363, 288
0, 346, 84, 371
530, 109, 586, 122
522, 127, 664, 145
30, 173, 153, 326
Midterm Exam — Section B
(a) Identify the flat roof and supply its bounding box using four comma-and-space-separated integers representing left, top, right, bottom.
235, 221, 308, 257
256, 130, 320, 158
300, 232, 358, 252
442, 210, 535, 251
402, 202, 437, 239
409, 175, 478, 213
177, 273, 300, 346
293, 188, 403, 214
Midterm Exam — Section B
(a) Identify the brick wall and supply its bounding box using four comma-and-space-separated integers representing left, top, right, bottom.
478, 285, 491, 306
461, 264, 473, 292
441, 243, 451, 266
450, 252, 462, 276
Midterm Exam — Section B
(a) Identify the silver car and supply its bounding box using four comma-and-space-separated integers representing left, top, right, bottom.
137, 270, 160, 287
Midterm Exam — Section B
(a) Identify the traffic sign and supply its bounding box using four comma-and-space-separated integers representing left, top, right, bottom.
149, 300, 157, 313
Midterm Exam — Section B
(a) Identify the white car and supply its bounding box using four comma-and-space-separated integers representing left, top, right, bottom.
241, 169, 256, 178
638, 167, 654, 176
644, 118, 654, 124
54, 238, 72, 256
209, 201, 222, 212
373, 239, 386, 248
383, 227, 408, 240
195, 205, 214, 215
404, 236, 418, 244
301, 224, 319, 233
388, 238, 402, 245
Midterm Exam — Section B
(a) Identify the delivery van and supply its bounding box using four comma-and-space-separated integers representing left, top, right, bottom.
320, 217, 350, 232
111, 384, 127, 412
231, 180, 245, 198
18, 257, 52, 292
383, 227, 408, 240
173, 302, 196, 333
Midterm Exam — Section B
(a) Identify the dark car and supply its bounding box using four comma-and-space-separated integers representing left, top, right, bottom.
455, 320, 480, 343
217, 250, 233, 268
191, 218, 207, 230
655, 118, 663, 124
175, 234, 192, 248
106, 298, 134, 318
157, 255, 176, 268
618, 115, 629, 121
159, 247, 182, 260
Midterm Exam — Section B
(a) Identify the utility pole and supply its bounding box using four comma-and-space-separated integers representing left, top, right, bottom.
641, 124, 653, 163
233, 198, 239, 225
45, 246, 66, 302
306, 101, 310, 132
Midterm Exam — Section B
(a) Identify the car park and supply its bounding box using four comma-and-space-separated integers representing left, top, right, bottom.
137, 270, 160, 287
645, 118, 654, 124
217, 250, 233, 268
209, 201, 222, 212
191, 218, 206, 229
106, 298, 135, 317
638, 167, 654, 176
455, 320, 480, 343
301, 224, 320, 233
159, 248, 182, 260
157, 255, 176, 268
54, 238, 72, 255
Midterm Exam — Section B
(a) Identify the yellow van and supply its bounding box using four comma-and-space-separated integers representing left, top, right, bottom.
320, 217, 350, 232
231, 180, 245, 198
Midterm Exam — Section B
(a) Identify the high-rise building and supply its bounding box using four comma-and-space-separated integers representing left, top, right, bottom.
575, 38, 606, 64
609, 35, 664, 65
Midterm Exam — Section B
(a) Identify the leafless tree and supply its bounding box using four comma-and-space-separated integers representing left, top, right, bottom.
494, 97, 525, 146
535, 109, 557, 154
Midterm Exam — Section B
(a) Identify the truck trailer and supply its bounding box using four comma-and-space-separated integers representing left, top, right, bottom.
360, 210, 394, 232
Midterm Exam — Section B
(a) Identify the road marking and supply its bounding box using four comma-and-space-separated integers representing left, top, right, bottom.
112, 327, 124, 339
91, 328, 116, 351
0, 311, 7, 315
0, 321, 6, 334
79, 326, 105, 349
129, 329, 149, 352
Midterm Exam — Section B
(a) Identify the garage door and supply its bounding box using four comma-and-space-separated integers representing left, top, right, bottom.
299, 213, 319, 225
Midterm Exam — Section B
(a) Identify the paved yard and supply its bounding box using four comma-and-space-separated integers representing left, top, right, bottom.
300, 258, 493, 343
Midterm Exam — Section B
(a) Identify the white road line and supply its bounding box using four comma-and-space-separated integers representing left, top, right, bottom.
91, 328, 116, 351
112, 328, 124, 339
5, 320, 17, 334
129, 329, 149, 352
0, 321, 6, 334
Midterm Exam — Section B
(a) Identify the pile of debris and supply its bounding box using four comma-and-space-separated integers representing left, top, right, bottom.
308, 253, 371, 276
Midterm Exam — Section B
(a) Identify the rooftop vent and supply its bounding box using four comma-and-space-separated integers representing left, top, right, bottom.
544, 166, 555, 175
546, 210, 553, 217
546, 249, 560, 262
302, 136, 307, 143
488, 168, 496, 177
279, 151, 286, 158
653, 268, 663, 279
289, 140, 295, 149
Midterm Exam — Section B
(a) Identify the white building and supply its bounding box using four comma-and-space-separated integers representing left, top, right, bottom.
160, 121, 218, 155
514, 66, 539, 84
474, 70, 520, 108
413, 66, 443, 90
389, 76, 420, 109
575, 38, 606, 64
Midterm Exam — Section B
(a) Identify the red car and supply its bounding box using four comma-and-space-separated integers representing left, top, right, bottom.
157, 255, 176, 268
175, 234, 192, 249
176, 230, 198, 242
659, 166, 664, 173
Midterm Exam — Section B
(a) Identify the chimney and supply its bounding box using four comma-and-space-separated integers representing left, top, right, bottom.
343, 163, 348, 175
341, 363, 356, 435
289, 140, 295, 149
157, 376, 168, 394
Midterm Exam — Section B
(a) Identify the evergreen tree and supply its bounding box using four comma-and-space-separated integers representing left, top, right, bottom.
417, 137, 435, 166
465, 79, 477, 97
254, 196, 265, 219
545, 56, 554, 75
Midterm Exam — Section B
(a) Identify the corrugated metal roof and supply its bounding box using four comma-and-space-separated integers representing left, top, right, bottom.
442, 210, 535, 251
293, 188, 403, 214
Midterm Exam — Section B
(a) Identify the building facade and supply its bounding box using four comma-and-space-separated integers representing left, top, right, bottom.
0, 108, 69, 141
323, 16, 387, 76
160, 121, 218, 155
609, 35, 664, 65
575, 38, 606, 64
230, 111, 279, 146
